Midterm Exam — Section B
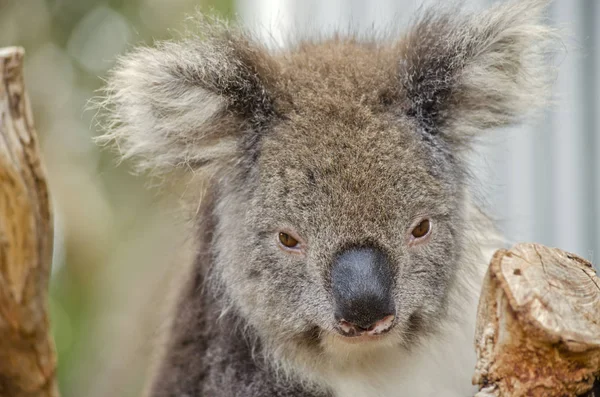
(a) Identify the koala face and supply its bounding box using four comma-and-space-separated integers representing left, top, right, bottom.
101, 0, 556, 371
222, 79, 465, 354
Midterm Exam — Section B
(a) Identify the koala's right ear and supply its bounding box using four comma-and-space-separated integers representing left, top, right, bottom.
390, 0, 558, 148
97, 20, 279, 175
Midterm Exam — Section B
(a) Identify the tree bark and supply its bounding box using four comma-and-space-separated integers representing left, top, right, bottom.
0, 47, 59, 397
474, 243, 600, 397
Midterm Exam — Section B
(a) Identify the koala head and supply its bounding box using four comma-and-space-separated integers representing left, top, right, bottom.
100, 0, 556, 375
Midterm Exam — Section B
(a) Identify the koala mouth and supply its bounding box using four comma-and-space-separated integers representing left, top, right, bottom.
332, 332, 388, 344
335, 314, 396, 338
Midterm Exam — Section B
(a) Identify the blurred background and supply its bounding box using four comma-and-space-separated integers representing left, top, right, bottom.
0, 0, 597, 396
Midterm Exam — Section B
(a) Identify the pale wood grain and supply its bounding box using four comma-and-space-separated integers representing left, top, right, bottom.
474, 243, 600, 397
0, 46, 59, 397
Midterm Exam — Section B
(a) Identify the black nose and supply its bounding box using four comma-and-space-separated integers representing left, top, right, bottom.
331, 246, 395, 334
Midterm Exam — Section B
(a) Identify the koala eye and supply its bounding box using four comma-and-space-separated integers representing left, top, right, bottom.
411, 219, 431, 239
279, 232, 299, 249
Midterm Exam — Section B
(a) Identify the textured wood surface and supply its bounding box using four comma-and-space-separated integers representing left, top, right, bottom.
0, 47, 59, 397
474, 243, 600, 397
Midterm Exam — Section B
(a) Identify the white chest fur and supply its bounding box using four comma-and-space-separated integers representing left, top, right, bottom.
326, 316, 480, 397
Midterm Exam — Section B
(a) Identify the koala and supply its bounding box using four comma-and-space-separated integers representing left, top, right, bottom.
99, 0, 557, 396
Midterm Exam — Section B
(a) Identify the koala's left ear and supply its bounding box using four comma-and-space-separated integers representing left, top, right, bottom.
97, 19, 280, 175
392, 0, 558, 147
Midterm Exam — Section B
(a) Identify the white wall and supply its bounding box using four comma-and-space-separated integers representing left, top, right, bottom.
236, 0, 599, 268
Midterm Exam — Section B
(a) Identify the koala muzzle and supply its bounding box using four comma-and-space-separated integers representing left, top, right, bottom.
331, 247, 395, 337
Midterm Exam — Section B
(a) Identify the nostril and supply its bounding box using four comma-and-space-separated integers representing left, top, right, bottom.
338, 319, 361, 336
339, 319, 355, 333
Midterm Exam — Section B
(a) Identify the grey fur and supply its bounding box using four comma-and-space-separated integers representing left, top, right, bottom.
97, 1, 558, 396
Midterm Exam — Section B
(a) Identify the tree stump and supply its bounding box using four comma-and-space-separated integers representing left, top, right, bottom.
473, 243, 600, 397
0, 47, 59, 397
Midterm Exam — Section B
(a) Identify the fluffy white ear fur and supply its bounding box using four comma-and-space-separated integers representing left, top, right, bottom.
397, 0, 559, 145
96, 20, 277, 176
99, 43, 229, 173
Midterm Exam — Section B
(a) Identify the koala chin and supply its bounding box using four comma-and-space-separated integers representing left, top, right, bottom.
99, 0, 558, 396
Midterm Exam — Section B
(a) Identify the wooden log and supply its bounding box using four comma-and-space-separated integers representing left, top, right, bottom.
0, 47, 59, 397
473, 243, 600, 397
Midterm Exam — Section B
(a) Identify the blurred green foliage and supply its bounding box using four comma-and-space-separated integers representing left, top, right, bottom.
0, 0, 232, 395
